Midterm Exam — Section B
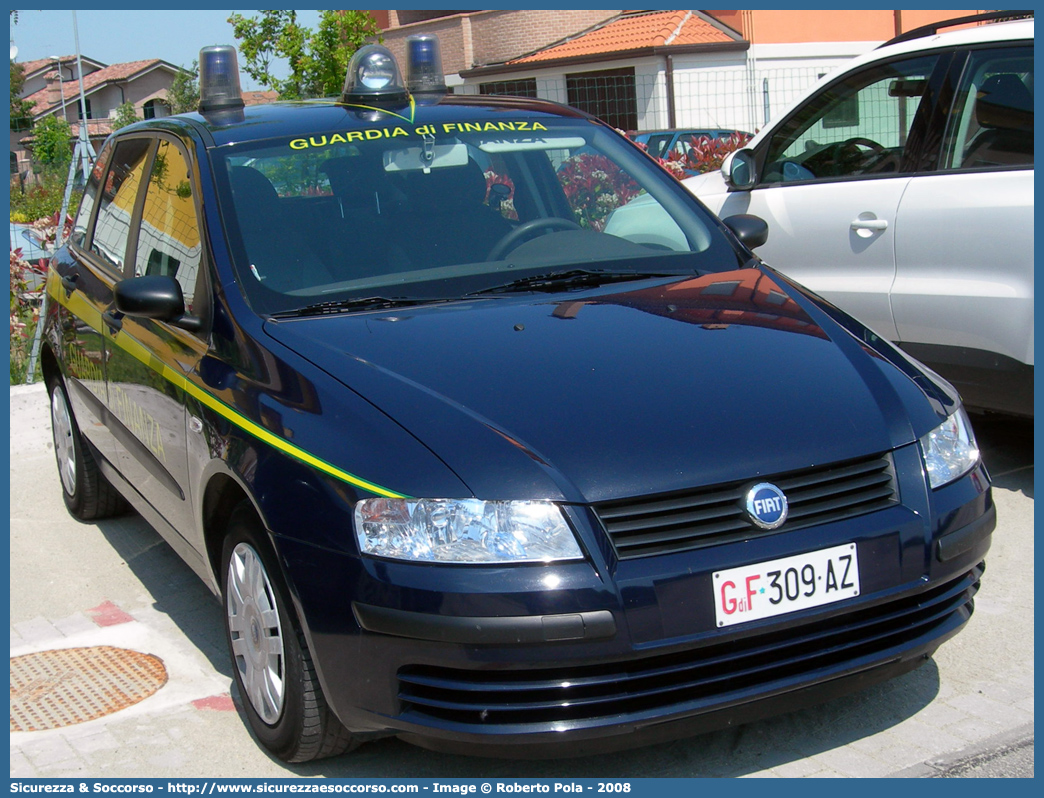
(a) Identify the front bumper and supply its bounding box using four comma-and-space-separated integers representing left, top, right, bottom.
356, 562, 983, 758
276, 454, 993, 757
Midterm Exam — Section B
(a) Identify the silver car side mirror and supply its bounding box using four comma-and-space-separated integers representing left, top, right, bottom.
722, 148, 757, 191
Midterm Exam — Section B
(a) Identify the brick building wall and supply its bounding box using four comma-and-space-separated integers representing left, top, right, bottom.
380, 15, 473, 78
389, 10, 471, 28
378, 10, 621, 75
468, 10, 618, 66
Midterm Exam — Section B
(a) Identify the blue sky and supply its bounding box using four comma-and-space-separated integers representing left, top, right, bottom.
10, 9, 323, 90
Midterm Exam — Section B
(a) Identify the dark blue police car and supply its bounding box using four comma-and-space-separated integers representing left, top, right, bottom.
41, 38, 995, 762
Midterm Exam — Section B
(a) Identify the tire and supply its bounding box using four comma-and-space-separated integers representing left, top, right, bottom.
221, 502, 357, 762
48, 376, 127, 521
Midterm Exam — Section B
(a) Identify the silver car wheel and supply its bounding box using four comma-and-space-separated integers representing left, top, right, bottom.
226, 542, 285, 724
51, 387, 77, 496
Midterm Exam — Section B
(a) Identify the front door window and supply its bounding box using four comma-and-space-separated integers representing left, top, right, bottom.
761, 55, 940, 183
135, 139, 204, 312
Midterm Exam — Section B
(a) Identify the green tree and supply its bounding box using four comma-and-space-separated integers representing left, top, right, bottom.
299, 11, 385, 98
167, 61, 200, 114
228, 10, 303, 97
10, 62, 35, 131
228, 10, 382, 100
29, 115, 73, 170
112, 101, 140, 130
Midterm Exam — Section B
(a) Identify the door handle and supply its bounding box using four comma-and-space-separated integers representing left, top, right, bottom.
60, 273, 78, 293
850, 218, 888, 231
101, 310, 123, 334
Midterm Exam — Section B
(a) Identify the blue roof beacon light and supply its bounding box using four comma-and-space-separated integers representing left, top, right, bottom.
406, 34, 448, 97
341, 44, 409, 106
198, 45, 245, 113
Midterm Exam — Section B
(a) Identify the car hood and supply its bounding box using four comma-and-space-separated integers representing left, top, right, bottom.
681, 170, 729, 210
263, 268, 946, 504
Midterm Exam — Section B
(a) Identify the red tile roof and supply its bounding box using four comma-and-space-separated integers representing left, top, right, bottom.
510, 10, 738, 64
26, 59, 175, 116
69, 119, 114, 139
21, 56, 69, 75
242, 90, 280, 106
93, 58, 166, 83
19, 55, 106, 77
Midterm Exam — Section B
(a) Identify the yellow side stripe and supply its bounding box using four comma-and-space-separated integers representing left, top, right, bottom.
47, 274, 407, 499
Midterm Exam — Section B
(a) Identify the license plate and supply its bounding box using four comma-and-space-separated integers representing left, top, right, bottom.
713, 543, 859, 628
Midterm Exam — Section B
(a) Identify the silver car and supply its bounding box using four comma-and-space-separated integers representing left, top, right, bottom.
684, 12, 1033, 417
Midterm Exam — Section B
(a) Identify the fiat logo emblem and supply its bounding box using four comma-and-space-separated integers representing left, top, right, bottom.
744, 483, 788, 530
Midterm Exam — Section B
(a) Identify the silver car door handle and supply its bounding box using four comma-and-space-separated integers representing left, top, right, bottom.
850, 218, 888, 231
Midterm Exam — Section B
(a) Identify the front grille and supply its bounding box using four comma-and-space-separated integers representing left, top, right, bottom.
397, 565, 981, 727
596, 453, 898, 560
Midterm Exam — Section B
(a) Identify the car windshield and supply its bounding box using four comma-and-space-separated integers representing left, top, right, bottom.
213, 116, 742, 316
636, 133, 675, 159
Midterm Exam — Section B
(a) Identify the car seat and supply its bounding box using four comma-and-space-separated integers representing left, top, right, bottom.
228, 166, 334, 292
399, 159, 513, 267
318, 155, 412, 280
961, 73, 1034, 168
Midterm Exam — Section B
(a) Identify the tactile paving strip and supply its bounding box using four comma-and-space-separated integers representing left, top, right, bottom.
10, 646, 168, 731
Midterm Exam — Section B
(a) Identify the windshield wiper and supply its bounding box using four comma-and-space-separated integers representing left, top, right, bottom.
271, 296, 451, 318
466, 268, 679, 296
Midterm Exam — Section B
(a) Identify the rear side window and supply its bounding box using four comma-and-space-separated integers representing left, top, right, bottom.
135, 139, 204, 310
91, 138, 152, 273
942, 46, 1033, 170
70, 140, 113, 249
762, 54, 940, 183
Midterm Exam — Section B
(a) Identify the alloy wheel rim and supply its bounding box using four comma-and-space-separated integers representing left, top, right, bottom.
226, 542, 285, 724
50, 389, 77, 496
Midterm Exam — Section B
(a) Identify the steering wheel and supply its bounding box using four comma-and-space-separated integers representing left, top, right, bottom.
842, 137, 886, 155
488, 217, 582, 260
845, 136, 903, 175
812, 137, 887, 177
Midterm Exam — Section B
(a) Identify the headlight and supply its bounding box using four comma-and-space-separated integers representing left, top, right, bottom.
354, 498, 584, 564
920, 408, 980, 489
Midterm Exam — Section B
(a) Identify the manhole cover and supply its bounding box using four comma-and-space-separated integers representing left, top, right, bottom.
10, 646, 168, 731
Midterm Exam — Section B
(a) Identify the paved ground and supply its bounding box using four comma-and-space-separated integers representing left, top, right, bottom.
894, 724, 1035, 778
9, 383, 1034, 778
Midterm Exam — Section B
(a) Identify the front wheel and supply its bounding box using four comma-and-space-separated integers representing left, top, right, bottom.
221, 503, 357, 762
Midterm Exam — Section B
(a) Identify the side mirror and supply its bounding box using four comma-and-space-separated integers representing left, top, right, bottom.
723, 214, 769, 250
114, 275, 203, 332
722, 148, 757, 190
